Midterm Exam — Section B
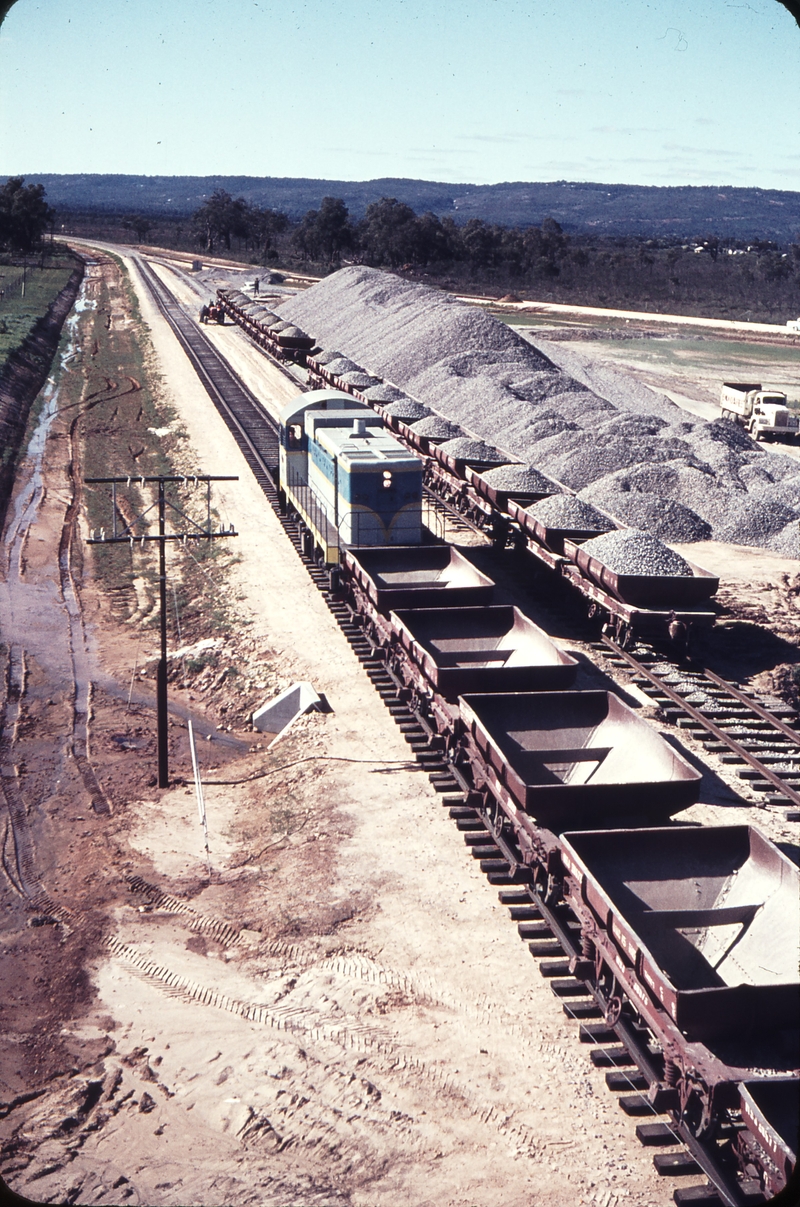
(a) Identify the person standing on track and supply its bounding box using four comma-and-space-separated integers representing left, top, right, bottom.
253, 276, 260, 296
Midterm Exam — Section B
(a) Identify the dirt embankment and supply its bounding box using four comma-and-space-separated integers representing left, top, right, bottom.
0, 262, 85, 529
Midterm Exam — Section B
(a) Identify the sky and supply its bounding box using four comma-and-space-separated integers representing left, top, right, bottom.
0, 0, 798, 189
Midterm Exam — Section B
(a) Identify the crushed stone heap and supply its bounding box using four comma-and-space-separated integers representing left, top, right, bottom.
478, 464, 562, 494
279, 267, 800, 550
526, 494, 615, 532
437, 437, 508, 463
579, 529, 694, 577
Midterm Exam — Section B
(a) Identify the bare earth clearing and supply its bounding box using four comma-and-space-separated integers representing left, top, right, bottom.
0, 250, 797, 1207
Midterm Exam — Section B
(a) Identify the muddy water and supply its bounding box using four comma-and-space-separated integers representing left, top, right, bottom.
0, 282, 114, 816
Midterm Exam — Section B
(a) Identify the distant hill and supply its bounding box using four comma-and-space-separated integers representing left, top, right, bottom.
6, 173, 800, 240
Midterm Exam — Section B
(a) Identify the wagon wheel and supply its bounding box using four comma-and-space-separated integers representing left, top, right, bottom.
616, 618, 632, 649
605, 996, 623, 1028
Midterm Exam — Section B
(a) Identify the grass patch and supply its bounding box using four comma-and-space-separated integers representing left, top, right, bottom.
74, 256, 243, 655
0, 261, 76, 365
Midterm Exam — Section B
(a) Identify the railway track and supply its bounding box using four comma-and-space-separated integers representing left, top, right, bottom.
133, 263, 796, 1205
593, 639, 800, 817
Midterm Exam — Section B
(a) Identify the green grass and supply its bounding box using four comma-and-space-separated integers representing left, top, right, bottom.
0, 265, 75, 364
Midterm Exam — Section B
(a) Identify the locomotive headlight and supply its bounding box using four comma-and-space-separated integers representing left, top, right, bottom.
382, 471, 393, 489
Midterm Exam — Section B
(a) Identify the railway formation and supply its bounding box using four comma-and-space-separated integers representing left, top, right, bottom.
132, 254, 798, 1206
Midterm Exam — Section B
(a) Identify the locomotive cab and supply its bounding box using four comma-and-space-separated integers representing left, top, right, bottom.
279, 390, 423, 562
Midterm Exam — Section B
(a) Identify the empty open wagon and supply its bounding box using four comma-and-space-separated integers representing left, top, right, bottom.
459, 690, 701, 829
737, 1078, 798, 1197
390, 606, 577, 699
560, 825, 800, 1042
343, 546, 494, 613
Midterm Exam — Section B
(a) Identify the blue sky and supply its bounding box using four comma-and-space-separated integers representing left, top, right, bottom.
0, 0, 797, 188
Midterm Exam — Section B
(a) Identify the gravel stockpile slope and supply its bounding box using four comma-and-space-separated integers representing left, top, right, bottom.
583, 488, 712, 542
580, 529, 694, 576
278, 268, 800, 551
527, 495, 615, 532
769, 520, 800, 559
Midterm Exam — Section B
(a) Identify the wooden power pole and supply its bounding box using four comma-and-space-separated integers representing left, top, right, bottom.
86, 474, 238, 788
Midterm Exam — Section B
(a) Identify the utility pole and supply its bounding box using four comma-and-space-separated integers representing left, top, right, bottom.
86, 474, 238, 788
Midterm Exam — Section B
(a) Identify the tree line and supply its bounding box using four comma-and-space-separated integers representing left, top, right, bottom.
7, 177, 799, 322
0, 177, 55, 253
190, 188, 568, 279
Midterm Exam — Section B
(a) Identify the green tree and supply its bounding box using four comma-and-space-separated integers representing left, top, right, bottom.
192, 189, 250, 253
358, 197, 421, 267
314, 197, 353, 264
121, 214, 153, 244
250, 206, 288, 264
0, 176, 54, 253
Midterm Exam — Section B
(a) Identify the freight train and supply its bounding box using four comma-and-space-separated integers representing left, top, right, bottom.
212, 295, 798, 1202
337, 540, 799, 1205
217, 285, 721, 651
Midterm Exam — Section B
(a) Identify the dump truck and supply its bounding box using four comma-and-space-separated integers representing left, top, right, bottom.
719, 382, 799, 441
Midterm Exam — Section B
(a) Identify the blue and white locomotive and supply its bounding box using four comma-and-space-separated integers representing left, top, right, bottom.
279, 390, 423, 562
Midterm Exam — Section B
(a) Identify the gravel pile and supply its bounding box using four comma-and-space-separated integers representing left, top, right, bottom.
580, 529, 694, 576
527, 495, 615, 532
338, 371, 382, 389
410, 416, 465, 440
714, 499, 799, 547
438, 437, 509, 464
479, 464, 562, 494
277, 267, 800, 550
585, 488, 712, 542
362, 383, 408, 403
382, 399, 433, 420
325, 356, 362, 376
768, 520, 800, 559
313, 349, 344, 365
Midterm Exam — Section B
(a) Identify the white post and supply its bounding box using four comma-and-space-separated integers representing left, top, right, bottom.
188, 719, 211, 877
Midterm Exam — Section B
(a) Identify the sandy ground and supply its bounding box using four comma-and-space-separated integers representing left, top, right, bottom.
1, 247, 797, 1207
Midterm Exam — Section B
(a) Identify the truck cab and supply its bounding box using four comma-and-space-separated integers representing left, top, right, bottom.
720, 382, 798, 442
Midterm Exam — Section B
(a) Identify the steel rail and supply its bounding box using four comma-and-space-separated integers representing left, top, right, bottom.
698, 664, 800, 745
134, 259, 280, 490
601, 635, 800, 807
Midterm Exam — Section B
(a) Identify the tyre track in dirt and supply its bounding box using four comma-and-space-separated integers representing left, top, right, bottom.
104, 932, 546, 1161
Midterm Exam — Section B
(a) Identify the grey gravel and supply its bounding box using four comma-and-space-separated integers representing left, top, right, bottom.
714, 499, 799, 547
768, 519, 800, 559
583, 487, 712, 542
362, 383, 409, 403
579, 529, 694, 576
409, 416, 466, 440
437, 437, 509, 463
324, 357, 362, 376
527, 495, 615, 532
277, 267, 800, 550
338, 370, 382, 389
312, 349, 344, 365
382, 399, 433, 420
478, 464, 562, 494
